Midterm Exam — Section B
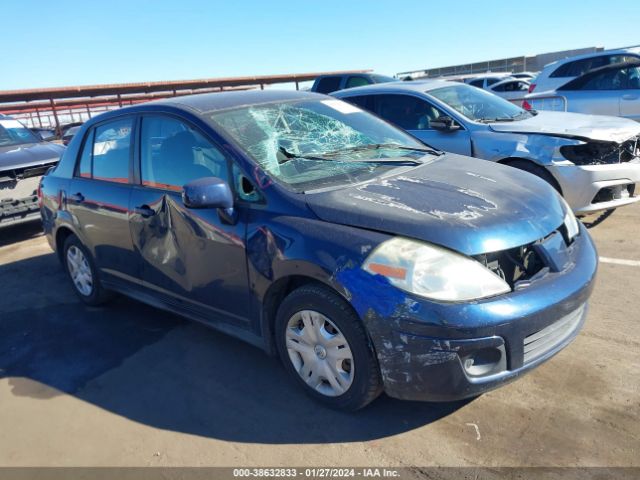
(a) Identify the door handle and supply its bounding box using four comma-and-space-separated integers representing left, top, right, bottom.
69, 192, 84, 203
622, 94, 638, 100
133, 205, 156, 218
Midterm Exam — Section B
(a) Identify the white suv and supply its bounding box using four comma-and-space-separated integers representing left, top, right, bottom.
530, 46, 640, 94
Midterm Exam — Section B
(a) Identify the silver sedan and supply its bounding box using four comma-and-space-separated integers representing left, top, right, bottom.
333, 80, 640, 216
525, 61, 640, 122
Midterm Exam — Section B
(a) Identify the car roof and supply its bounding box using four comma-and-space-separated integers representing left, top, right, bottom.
333, 79, 457, 96
143, 89, 326, 113
543, 46, 640, 70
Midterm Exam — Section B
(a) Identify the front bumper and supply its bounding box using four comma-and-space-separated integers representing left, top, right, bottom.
0, 175, 42, 228
359, 225, 598, 402
549, 160, 640, 214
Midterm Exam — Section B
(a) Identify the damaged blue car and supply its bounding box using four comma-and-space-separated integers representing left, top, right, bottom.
39, 91, 598, 410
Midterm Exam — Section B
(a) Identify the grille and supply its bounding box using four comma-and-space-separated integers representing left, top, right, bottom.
523, 303, 586, 364
559, 137, 639, 165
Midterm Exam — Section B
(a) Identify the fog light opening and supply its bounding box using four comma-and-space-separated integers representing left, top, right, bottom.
463, 347, 505, 377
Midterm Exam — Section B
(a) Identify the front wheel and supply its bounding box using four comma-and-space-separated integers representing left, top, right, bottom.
275, 284, 382, 411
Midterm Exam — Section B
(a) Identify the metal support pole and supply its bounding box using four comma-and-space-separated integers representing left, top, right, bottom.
117, 94, 123, 108
49, 98, 61, 137
295, 81, 299, 91
35, 109, 43, 128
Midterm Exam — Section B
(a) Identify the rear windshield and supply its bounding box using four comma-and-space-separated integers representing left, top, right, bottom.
0, 118, 41, 147
209, 99, 430, 192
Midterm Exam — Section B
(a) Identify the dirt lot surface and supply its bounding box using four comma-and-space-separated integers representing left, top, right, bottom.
0, 205, 638, 470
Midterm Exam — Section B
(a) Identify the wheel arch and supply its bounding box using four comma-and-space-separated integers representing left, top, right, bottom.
497, 156, 563, 194
54, 225, 76, 263
259, 274, 347, 356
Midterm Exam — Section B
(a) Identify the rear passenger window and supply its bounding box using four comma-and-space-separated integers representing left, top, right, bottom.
77, 129, 93, 178
92, 118, 133, 183
315, 76, 342, 94
343, 95, 374, 111
374, 94, 444, 130
75, 118, 132, 183
140, 116, 228, 191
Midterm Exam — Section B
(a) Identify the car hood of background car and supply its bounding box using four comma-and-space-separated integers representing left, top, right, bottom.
305, 154, 566, 256
0, 142, 65, 171
488, 111, 640, 143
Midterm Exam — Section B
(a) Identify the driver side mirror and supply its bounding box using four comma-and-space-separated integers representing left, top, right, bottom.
182, 177, 236, 223
429, 115, 460, 132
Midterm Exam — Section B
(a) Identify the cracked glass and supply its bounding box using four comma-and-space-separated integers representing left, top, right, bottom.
210, 99, 428, 191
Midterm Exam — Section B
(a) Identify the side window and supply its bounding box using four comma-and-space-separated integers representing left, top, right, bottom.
76, 129, 94, 178
580, 68, 626, 90
469, 79, 484, 88
374, 95, 446, 130
76, 118, 132, 183
627, 66, 640, 89
140, 116, 228, 191
315, 76, 342, 94
486, 78, 500, 87
492, 82, 507, 92
343, 95, 374, 112
345, 76, 371, 89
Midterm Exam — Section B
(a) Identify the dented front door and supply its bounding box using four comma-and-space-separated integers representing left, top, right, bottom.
129, 186, 250, 326
128, 114, 250, 326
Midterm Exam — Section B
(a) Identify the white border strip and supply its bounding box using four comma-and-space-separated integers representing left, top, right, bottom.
600, 257, 640, 267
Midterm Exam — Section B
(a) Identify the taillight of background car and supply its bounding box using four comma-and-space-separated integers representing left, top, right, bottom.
528, 83, 536, 93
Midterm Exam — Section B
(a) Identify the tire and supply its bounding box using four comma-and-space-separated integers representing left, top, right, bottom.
505, 159, 562, 194
63, 234, 113, 306
275, 284, 382, 411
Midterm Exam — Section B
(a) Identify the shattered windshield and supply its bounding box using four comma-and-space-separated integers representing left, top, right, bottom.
209, 99, 432, 191
429, 84, 532, 123
0, 118, 41, 147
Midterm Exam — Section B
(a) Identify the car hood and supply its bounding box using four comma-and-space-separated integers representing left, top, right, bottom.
305, 154, 566, 256
488, 111, 640, 143
0, 142, 65, 171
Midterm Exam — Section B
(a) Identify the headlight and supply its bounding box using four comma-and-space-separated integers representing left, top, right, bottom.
363, 237, 510, 302
560, 197, 580, 241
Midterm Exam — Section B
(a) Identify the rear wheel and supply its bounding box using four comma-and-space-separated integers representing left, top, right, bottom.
63, 234, 112, 305
275, 284, 382, 411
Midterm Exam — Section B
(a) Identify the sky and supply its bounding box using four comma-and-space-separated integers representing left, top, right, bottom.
2, 0, 640, 90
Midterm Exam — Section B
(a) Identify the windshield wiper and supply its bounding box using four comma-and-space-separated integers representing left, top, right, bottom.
321, 143, 442, 157
278, 146, 424, 166
478, 117, 516, 123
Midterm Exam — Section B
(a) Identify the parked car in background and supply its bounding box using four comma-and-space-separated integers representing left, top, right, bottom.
311, 72, 396, 94
511, 72, 536, 81
40, 91, 597, 410
529, 46, 640, 94
487, 78, 531, 101
525, 61, 640, 122
30, 127, 58, 142
465, 73, 513, 89
1, 114, 65, 227
62, 125, 81, 146
334, 81, 640, 216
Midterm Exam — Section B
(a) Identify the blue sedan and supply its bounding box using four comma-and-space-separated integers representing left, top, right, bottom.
39, 90, 597, 410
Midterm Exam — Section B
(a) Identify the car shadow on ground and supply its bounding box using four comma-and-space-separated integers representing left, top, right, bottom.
0, 249, 471, 444
0, 221, 44, 247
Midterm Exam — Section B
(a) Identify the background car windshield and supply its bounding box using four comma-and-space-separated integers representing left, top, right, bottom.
210, 99, 428, 191
430, 84, 530, 122
0, 118, 41, 147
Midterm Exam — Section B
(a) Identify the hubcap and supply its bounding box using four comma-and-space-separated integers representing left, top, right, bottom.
285, 310, 354, 397
66, 246, 93, 296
